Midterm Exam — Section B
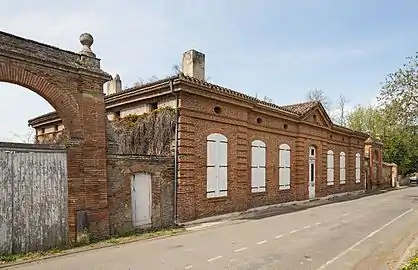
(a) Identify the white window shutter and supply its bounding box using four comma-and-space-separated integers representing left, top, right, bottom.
258, 142, 266, 192
251, 143, 258, 192
206, 133, 228, 198
327, 150, 334, 185
279, 144, 291, 190
355, 153, 361, 183
218, 136, 228, 196
251, 140, 266, 193
206, 138, 217, 197
340, 152, 346, 183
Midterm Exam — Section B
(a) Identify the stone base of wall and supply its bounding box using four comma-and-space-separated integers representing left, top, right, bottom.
107, 155, 174, 236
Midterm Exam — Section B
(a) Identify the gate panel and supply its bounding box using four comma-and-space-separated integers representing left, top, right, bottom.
0, 143, 67, 255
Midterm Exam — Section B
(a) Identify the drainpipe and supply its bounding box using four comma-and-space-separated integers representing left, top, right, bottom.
170, 79, 179, 225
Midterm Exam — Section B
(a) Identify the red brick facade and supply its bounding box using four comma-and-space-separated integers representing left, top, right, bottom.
26, 69, 369, 228
175, 83, 368, 222
0, 31, 111, 241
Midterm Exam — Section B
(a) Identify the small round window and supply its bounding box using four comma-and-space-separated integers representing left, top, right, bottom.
283, 124, 288, 129
213, 106, 222, 114
256, 117, 263, 124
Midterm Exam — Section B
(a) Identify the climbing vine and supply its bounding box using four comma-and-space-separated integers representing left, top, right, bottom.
108, 107, 176, 156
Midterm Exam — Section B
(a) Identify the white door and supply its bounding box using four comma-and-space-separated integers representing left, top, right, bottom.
308, 147, 316, 199
131, 172, 152, 226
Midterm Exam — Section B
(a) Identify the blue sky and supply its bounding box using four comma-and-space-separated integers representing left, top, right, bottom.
0, 0, 417, 141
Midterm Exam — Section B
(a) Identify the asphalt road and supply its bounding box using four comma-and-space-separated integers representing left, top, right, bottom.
7, 187, 418, 270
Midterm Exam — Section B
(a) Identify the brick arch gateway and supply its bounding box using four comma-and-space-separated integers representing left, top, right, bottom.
0, 31, 111, 241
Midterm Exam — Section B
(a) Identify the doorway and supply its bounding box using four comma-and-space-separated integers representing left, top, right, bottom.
308, 146, 316, 199
131, 172, 152, 227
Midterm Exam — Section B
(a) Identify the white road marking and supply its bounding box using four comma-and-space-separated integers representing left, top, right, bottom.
257, 240, 267, 245
290, 229, 299, 234
342, 213, 349, 217
207, 255, 223, 262
316, 222, 322, 226
234, 247, 248, 252
184, 265, 193, 269
316, 208, 413, 270
304, 225, 311, 229
275, 234, 284, 239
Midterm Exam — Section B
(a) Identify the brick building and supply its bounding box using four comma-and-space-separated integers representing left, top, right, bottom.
29, 49, 369, 224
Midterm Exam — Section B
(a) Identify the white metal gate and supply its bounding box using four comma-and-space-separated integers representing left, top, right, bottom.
0, 143, 68, 255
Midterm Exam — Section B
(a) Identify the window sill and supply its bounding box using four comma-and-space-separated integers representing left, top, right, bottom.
251, 191, 267, 197
205, 196, 228, 203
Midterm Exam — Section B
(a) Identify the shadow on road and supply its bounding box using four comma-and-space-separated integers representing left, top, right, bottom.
238, 187, 412, 221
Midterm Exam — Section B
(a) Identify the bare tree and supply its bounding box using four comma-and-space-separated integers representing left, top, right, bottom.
7, 127, 36, 143
337, 94, 349, 126
307, 88, 329, 110
172, 63, 211, 81
263, 96, 274, 103
172, 64, 182, 75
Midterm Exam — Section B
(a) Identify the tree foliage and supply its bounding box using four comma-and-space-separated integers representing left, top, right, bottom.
345, 51, 418, 175
347, 105, 417, 175
379, 52, 418, 126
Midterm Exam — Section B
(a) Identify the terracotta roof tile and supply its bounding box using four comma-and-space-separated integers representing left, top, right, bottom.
28, 75, 321, 124
278, 101, 319, 116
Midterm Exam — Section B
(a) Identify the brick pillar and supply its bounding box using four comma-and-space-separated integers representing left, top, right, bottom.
66, 78, 110, 242
176, 115, 196, 222
348, 144, 354, 190
80, 88, 109, 240
294, 137, 307, 200
319, 141, 328, 197
235, 126, 249, 211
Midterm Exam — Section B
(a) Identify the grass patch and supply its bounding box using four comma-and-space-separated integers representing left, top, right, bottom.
0, 227, 184, 266
402, 251, 418, 270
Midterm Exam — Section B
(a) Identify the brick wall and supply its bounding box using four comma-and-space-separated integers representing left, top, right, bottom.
176, 91, 366, 222
1, 31, 111, 241
107, 155, 174, 235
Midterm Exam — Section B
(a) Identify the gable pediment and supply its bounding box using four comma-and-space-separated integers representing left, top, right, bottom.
301, 105, 333, 128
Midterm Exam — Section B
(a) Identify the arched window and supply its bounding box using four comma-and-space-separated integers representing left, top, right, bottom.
251, 140, 266, 193
339, 152, 346, 184
355, 153, 361, 183
206, 133, 228, 198
279, 144, 291, 190
327, 150, 334, 185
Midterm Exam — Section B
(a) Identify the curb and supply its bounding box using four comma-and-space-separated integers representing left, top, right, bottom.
394, 233, 418, 269
0, 230, 188, 269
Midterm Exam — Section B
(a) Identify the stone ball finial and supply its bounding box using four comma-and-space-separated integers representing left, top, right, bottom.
79, 33, 96, 57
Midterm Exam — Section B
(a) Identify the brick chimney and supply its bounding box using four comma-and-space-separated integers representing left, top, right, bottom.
106, 74, 122, 95
182, 49, 205, 81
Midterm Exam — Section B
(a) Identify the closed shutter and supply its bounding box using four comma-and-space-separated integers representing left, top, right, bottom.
218, 137, 228, 196
251, 140, 266, 193
327, 150, 334, 185
206, 133, 228, 198
355, 153, 361, 183
206, 136, 217, 197
340, 152, 346, 184
279, 144, 291, 190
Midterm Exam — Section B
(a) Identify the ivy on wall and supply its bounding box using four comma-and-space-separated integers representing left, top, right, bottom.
107, 107, 176, 156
